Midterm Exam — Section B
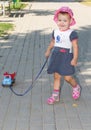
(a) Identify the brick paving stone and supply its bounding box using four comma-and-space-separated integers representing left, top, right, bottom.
0, 1, 91, 130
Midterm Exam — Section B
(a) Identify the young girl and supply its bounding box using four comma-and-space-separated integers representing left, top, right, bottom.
45, 6, 81, 105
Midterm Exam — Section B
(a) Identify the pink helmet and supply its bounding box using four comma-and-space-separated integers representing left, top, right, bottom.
53, 6, 76, 26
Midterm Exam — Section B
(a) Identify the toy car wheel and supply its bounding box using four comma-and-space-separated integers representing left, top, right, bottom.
12, 79, 15, 84
2, 84, 9, 87
2, 84, 5, 87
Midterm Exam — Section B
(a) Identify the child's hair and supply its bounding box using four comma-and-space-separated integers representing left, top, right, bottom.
58, 12, 71, 18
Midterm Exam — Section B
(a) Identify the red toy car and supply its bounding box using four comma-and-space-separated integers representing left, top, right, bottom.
2, 72, 16, 87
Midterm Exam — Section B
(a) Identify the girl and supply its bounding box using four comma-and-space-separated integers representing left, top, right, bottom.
45, 6, 81, 105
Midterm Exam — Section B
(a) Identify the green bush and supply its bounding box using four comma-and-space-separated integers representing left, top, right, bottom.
10, 2, 27, 10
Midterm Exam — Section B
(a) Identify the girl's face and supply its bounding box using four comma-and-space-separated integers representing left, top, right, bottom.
57, 13, 72, 31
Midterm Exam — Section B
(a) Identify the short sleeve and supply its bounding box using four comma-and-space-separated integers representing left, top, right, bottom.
70, 31, 78, 41
52, 30, 54, 39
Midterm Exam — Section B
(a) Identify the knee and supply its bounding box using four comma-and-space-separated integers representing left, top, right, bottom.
64, 76, 73, 83
54, 73, 61, 80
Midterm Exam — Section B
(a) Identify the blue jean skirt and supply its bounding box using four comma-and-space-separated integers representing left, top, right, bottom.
47, 47, 75, 76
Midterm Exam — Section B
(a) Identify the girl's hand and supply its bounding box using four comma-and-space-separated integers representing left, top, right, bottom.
45, 39, 54, 58
71, 58, 77, 66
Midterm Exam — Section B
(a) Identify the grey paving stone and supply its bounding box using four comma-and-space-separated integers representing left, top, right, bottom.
0, 2, 91, 130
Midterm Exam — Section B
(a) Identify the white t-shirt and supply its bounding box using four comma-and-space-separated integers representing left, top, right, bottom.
52, 29, 78, 53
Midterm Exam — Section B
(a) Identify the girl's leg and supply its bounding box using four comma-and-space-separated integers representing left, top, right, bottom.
47, 72, 62, 104
64, 76, 81, 100
53, 72, 61, 90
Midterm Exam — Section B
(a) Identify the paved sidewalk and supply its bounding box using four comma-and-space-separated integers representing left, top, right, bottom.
0, 2, 91, 130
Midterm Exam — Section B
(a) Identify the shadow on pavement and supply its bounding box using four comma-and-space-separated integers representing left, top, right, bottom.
0, 24, 91, 130
30, 9, 54, 16
9, 12, 25, 17
0, 24, 91, 91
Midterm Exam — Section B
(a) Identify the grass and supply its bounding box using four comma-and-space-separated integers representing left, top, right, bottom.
0, 23, 14, 37
0, 2, 27, 37
81, 0, 91, 6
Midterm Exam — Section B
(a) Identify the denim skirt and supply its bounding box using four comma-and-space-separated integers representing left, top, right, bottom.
47, 47, 75, 76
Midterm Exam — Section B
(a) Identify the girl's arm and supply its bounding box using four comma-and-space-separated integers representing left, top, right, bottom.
45, 38, 55, 58
71, 39, 79, 66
